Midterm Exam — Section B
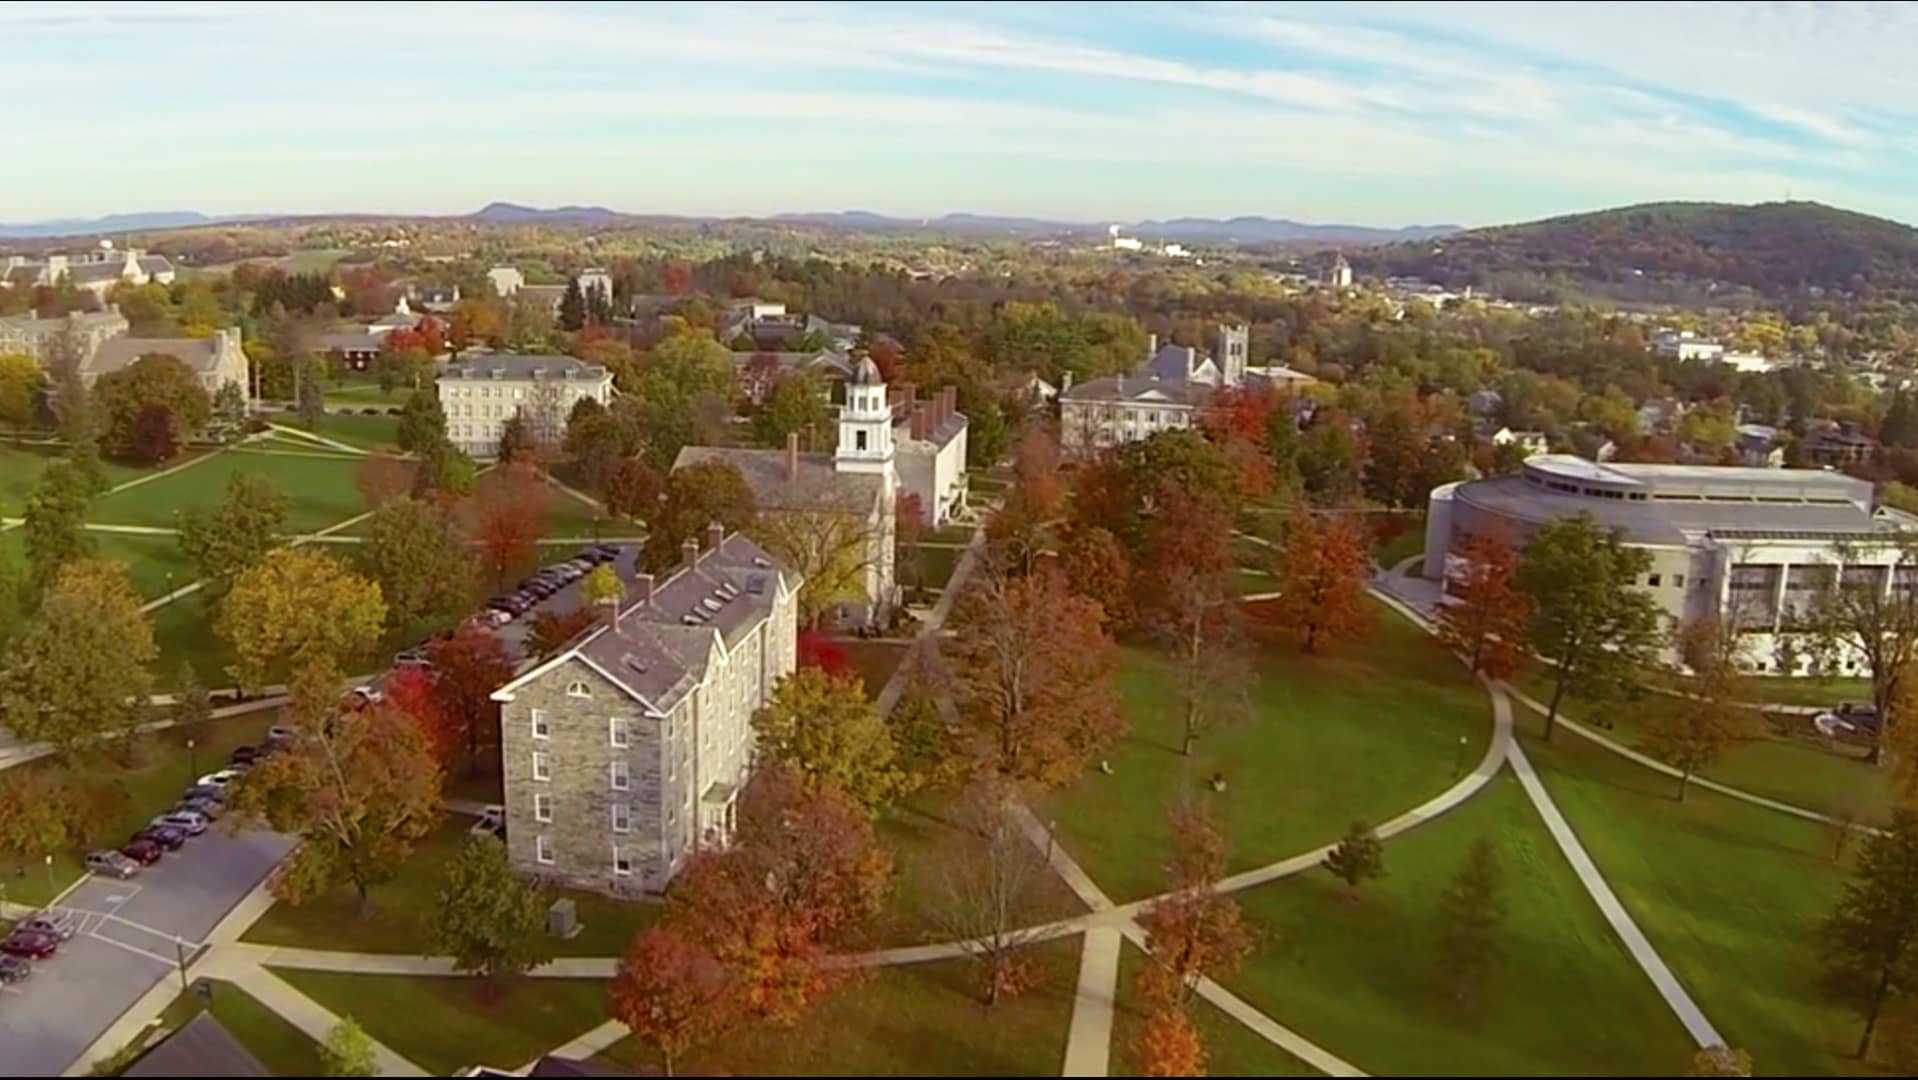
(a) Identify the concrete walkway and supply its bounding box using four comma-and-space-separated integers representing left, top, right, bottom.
1061, 928, 1121, 1077
876, 508, 989, 717
266, 422, 368, 456
1506, 734, 1724, 1049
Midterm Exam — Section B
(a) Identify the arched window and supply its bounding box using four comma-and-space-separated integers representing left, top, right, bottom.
567, 680, 591, 698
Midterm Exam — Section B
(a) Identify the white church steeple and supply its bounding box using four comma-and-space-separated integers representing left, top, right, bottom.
834, 356, 895, 477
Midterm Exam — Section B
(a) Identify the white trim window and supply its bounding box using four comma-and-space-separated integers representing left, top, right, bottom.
535, 835, 554, 865
568, 681, 591, 699
609, 760, 630, 791
610, 803, 631, 834
609, 717, 629, 749
533, 793, 553, 823
531, 709, 550, 740
532, 752, 550, 782
612, 845, 631, 876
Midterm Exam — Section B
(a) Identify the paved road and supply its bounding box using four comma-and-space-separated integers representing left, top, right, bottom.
0, 827, 294, 1077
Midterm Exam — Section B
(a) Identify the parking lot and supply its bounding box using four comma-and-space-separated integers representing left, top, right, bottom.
0, 827, 294, 1077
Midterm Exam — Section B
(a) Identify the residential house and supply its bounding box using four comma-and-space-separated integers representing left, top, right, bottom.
3, 244, 175, 300
1650, 329, 1726, 362
439, 354, 614, 458
892, 385, 969, 527
1058, 324, 1253, 456
732, 349, 855, 405
1735, 424, 1786, 468
123, 1013, 267, 1077
1490, 427, 1549, 458
487, 266, 525, 298
489, 530, 801, 896
312, 330, 384, 371
1804, 422, 1877, 468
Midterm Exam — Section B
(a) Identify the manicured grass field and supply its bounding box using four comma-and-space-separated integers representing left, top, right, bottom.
0, 710, 278, 906
92, 450, 366, 533
1513, 673, 1889, 822
1045, 603, 1493, 900
595, 938, 1081, 1076
1375, 520, 1426, 570
151, 596, 234, 688
322, 378, 407, 408
0, 443, 165, 514
545, 484, 610, 537
1521, 716, 1861, 1075
244, 820, 661, 957
1230, 567, 1276, 596
157, 978, 326, 1077
912, 544, 962, 590
315, 410, 402, 452
1222, 771, 1693, 1075
1112, 943, 1316, 1076
91, 532, 198, 599
270, 970, 608, 1076
872, 791, 1086, 947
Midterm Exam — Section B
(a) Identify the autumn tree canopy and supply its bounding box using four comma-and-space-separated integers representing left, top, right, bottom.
1268, 511, 1374, 653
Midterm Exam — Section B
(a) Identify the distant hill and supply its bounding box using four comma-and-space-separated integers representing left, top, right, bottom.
1358, 200, 1918, 302
1131, 216, 1457, 245
465, 202, 627, 225
0, 211, 245, 239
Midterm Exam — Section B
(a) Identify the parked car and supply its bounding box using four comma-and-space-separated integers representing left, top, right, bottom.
0, 930, 59, 960
20, 912, 76, 941
266, 724, 298, 745
151, 810, 210, 836
229, 745, 260, 766
135, 825, 188, 851
178, 797, 224, 820
344, 685, 384, 710
183, 783, 228, 804
394, 647, 432, 669
1814, 702, 1882, 738
469, 804, 506, 839
85, 850, 142, 879
0, 954, 30, 985
196, 768, 244, 789
120, 838, 165, 865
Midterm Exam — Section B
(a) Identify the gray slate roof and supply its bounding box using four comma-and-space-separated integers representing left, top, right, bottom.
124, 1012, 269, 1078
443, 354, 610, 382
314, 331, 383, 353
88, 336, 223, 377
673, 446, 883, 515
1058, 375, 1210, 407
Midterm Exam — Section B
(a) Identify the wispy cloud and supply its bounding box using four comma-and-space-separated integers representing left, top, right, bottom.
2, 0, 1914, 226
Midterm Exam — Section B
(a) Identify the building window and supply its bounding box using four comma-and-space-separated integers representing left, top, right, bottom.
1647, 573, 1662, 587
856, 430, 868, 451
1674, 574, 1686, 588
610, 717, 629, 748
610, 760, 630, 791
531, 709, 549, 739
535, 835, 554, 864
613, 846, 631, 876
532, 752, 550, 781
533, 793, 552, 822
611, 803, 630, 833
567, 681, 591, 699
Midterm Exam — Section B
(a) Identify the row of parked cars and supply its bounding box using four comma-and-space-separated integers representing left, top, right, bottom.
0, 729, 294, 986
476, 544, 622, 624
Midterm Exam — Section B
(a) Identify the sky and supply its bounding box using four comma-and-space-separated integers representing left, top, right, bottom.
6, 1, 1918, 228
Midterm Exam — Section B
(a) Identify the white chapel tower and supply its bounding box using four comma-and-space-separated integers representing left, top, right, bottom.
833, 356, 899, 621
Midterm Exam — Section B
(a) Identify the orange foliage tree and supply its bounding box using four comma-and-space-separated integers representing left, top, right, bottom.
1268, 511, 1373, 652
1012, 426, 1063, 520
383, 666, 460, 766
1434, 529, 1532, 679
1139, 806, 1255, 1008
946, 562, 1124, 786
1059, 523, 1134, 630
667, 767, 892, 1025
1133, 1007, 1208, 1077
608, 927, 734, 1077
356, 452, 416, 511
467, 463, 550, 589
425, 624, 513, 767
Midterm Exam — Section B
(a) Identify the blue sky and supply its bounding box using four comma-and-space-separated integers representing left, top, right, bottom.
7, 1, 1918, 227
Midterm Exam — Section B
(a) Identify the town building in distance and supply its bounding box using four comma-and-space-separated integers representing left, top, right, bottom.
440, 354, 614, 459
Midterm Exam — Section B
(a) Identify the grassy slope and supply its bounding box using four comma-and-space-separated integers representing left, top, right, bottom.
1223, 771, 1694, 1075
92, 450, 365, 532
596, 938, 1080, 1076
271, 970, 607, 1076
1046, 604, 1492, 900
872, 790, 1086, 947
1521, 715, 1861, 1075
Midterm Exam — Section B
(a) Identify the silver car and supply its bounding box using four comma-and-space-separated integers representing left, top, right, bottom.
85, 849, 142, 879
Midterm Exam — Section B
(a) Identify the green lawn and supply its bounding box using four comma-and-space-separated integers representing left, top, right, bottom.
1112, 943, 1317, 1077
314, 411, 401, 452
0, 442, 165, 514
90, 532, 198, 599
1230, 567, 1276, 596
595, 938, 1080, 1076
1514, 673, 1889, 823
1223, 771, 1693, 1075
0, 710, 278, 906
872, 791, 1086, 947
271, 970, 608, 1076
1045, 603, 1493, 900
156, 979, 327, 1077
92, 450, 366, 533
284, 248, 352, 274
1521, 715, 1861, 1075
322, 378, 408, 408
245, 820, 661, 957
545, 483, 609, 537
151, 595, 234, 688
1375, 520, 1426, 570
912, 544, 962, 591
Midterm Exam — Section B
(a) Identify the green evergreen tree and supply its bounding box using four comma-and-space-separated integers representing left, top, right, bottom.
559, 279, 586, 331
1435, 837, 1507, 1005
429, 834, 555, 990
1323, 820, 1385, 893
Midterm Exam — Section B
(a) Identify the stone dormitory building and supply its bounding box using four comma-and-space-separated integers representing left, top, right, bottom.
489, 530, 801, 896
0, 307, 250, 403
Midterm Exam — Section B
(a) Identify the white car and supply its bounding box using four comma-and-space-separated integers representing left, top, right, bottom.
151, 810, 210, 836
469, 805, 506, 839
196, 768, 245, 789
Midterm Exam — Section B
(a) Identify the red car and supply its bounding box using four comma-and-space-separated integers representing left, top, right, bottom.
1, 929, 59, 960
121, 837, 165, 865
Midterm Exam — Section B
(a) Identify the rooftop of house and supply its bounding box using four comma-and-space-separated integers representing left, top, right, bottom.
498, 531, 799, 716
672, 445, 884, 514
123, 1013, 268, 1078
442, 354, 610, 382
313, 331, 385, 353
1058, 374, 1209, 407
88, 333, 235, 378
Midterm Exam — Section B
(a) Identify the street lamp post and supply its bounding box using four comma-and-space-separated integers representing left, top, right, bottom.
187, 737, 198, 785
43, 853, 54, 893
1454, 734, 1469, 777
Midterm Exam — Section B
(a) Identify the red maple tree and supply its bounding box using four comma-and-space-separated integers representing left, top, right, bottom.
467, 463, 550, 589
1268, 511, 1374, 652
382, 666, 460, 766
356, 452, 415, 511
425, 624, 513, 766
1434, 529, 1532, 679
1139, 806, 1256, 1009
796, 628, 850, 676
608, 927, 734, 1077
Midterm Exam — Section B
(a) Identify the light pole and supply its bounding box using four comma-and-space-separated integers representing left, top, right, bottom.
187, 737, 198, 784
1454, 734, 1469, 777
43, 853, 54, 893
174, 937, 190, 992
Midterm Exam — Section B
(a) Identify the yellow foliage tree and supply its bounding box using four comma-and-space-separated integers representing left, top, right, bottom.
218, 548, 386, 692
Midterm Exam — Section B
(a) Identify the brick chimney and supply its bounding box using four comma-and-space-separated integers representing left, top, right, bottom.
706, 521, 726, 553
682, 536, 700, 568
944, 385, 958, 422
634, 572, 654, 606
786, 431, 800, 482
